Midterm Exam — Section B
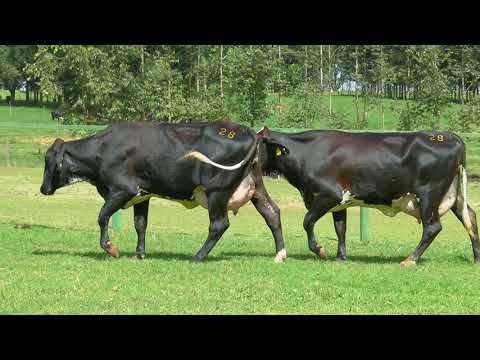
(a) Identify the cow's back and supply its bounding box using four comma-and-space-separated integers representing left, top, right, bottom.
297, 130, 465, 204
95, 121, 256, 199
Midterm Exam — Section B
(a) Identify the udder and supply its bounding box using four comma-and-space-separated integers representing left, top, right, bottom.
193, 173, 256, 214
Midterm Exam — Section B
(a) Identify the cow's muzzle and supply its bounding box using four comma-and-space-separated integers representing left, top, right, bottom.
40, 185, 54, 195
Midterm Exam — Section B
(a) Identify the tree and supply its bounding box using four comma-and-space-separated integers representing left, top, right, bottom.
224, 46, 271, 127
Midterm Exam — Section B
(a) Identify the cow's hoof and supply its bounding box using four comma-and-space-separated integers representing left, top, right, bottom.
318, 246, 327, 260
107, 245, 120, 258
191, 255, 205, 263
130, 253, 145, 260
274, 249, 287, 263
400, 259, 416, 268
336, 256, 346, 262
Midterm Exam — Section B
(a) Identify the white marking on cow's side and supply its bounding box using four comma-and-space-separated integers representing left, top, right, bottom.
68, 177, 87, 185
329, 190, 422, 223
122, 173, 257, 215
438, 175, 458, 217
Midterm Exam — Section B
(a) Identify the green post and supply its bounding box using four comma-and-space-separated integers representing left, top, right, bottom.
112, 210, 122, 231
360, 207, 369, 241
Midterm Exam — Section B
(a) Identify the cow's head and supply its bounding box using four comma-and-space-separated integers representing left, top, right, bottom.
256, 126, 290, 173
40, 138, 68, 195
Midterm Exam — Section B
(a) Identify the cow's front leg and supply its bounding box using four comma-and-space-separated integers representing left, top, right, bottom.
251, 179, 286, 263
333, 210, 347, 261
303, 197, 338, 260
192, 191, 230, 262
132, 199, 150, 260
98, 190, 136, 258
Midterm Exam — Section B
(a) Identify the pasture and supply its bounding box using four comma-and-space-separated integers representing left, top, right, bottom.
1, 103, 480, 314
1, 167, 480, 314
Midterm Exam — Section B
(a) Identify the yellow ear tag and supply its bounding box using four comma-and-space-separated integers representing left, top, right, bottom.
276, 147, 282, 156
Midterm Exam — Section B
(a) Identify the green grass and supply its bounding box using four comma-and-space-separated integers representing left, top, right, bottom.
1, 167, 480, 314
1, 101, 480, 314
266, 93, 472, 131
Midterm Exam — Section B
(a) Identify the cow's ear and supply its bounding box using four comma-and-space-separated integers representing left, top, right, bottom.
256, 126, 270, 138
54, 140, 66, 168
53, 138, 64, 145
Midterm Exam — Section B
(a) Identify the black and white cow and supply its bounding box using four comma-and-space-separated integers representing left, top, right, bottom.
258, 127, 479, 267
40, 121, 286, 263
51, 111, 64, 121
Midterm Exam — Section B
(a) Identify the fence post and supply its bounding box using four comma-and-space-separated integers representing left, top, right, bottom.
360, 207, 369, 241
112, 210, 122, 231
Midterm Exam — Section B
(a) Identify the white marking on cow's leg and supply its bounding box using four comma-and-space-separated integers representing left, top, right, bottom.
274, 249, 287, 263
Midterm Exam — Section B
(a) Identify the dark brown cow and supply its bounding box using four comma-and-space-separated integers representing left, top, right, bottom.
258, 127, 479, 267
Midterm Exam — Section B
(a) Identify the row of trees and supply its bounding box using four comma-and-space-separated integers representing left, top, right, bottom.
2, 45, 480, 131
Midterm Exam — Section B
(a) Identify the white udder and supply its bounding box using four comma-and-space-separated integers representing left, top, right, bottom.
123, 173, 256, 215
329, 175, 459, 223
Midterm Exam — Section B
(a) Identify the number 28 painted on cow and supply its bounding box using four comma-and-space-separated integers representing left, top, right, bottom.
430, 134, 445, 142
218, 128, 236, 139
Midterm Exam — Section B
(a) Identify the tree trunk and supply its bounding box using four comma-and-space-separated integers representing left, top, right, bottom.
220, 45, 224, 98
140, 45, 145, 76
328, 45, 332, 115
9, 88, 16, 102
304, 45, 308, 82
196, 46, 200, 92
460, 46, 465, 105
26, 83, 30, 103
168, 78, 172, 122
354, 46, 360, 124
320, 45, 323, 91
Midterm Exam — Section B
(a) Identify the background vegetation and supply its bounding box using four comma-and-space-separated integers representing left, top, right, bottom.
2, 45, 480, 132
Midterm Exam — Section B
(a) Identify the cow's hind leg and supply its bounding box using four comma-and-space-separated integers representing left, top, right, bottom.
333, 209, 347, 261
98, 189, 136, 258
401, 196, 442, 267
251, 176, 286, 263
192, 191, 230, 262
303, 197, 339, 259
132, 199, 150, 260
451, 205, 480, 264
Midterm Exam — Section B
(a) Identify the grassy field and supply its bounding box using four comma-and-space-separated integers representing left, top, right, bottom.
1, 102, 480, 314
1, 167, 480, 314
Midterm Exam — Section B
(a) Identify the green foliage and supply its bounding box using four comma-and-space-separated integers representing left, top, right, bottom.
448, 97, 480, 132
279, 82, 351, 129
224, 46, 272, 126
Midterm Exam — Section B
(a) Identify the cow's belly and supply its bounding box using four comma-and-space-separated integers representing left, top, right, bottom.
123, 173, 256, 214
328, 191, 421, 222
328, 176, 458, 222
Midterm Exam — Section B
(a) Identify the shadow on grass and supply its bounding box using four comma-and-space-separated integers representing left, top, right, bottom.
31, 249, 228, 262
219, 250, 418, 265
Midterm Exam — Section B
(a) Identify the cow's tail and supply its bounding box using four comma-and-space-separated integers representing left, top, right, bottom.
183, 135, 258, 171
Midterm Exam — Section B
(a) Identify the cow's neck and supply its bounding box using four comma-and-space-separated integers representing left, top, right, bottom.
64, 138, 99, 185
271, 132, 307, 190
